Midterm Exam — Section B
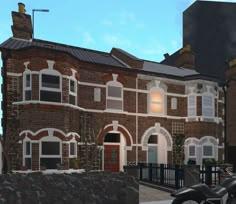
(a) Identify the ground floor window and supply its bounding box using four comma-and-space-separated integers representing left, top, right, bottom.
40, 141, 62, 169
69, 142, 77, 157
23, 141, 31, 169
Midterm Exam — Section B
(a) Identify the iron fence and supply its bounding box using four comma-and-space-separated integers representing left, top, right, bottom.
138, 163, 222, 189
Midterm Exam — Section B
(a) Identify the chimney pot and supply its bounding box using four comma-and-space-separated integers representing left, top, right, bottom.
164, 53, 170, 59
18, 2, 26, 14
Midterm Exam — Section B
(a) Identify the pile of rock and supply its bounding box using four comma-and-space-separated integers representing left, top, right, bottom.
0, 171, 139, 204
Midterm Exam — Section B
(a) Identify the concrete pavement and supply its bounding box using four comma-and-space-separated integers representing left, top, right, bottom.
139, 184, 173, 204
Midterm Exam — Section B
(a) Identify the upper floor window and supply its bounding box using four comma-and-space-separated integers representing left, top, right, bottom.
69, 79, 77, 105
202, 95, 214, 117
106, 81, 123, 111
188, 95, 196, 117
23, 72, 32, 101
150, 89, 164, 114
40, 70, 61, 103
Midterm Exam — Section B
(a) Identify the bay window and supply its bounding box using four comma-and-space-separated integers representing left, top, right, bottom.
69, 79, 77, 105
23, 72, 32, 101
202, 95, 214, 117
188, 95, 196, 117
40, 71, 61, 102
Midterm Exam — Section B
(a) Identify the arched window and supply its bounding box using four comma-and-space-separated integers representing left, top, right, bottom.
149, 88, 164, 114
39, 69, 62, 102
23, 70, 32, 101
106, 81, 123, 111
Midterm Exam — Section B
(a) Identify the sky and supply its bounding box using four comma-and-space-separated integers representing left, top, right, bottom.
1, 0, 236, 134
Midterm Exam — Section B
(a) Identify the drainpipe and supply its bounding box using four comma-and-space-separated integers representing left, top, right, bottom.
1, 49, 11, 174
135, 76, 138, 165
222, 85, 227, 163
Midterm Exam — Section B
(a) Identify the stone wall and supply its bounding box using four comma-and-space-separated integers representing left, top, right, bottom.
0, 172, 139, 204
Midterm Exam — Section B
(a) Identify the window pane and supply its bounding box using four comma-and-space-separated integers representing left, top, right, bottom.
203, 146, 213, 156
203, 108, 214, 117
26, 142, 31, 155
171, 98, 177, 109
148, 135, 158, 144
26, 74, 30, 87
42, 142, 60, 155
104, 133, 120, 142
203, 96, 213, 107
70, 143, 76, 155
25, 158, 31, 169
42, 74, 60, 89
151, 92, 162, 103
40, 90, 61, 102
107, 99, 122, 110
70, 80, 75, 93
189, 145, 195, 156
69, 95, 75, 105
150, 103, 163, 113
25, 90, 31, 101
188, 95, 196, 106
188, 107, 196, 117
108, 86, 122, 98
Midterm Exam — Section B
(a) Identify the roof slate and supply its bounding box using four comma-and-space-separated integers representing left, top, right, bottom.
143, 60, 200, 77
0, 38, 126, 68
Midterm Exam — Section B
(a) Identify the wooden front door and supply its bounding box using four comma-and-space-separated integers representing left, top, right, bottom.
104, 145, 120, 172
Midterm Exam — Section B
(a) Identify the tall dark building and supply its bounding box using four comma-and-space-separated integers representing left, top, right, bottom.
183, 0, 236, 82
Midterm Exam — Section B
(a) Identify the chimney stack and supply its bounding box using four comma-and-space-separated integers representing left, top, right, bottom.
174, 44, 195, 69
11, 2, 33, 40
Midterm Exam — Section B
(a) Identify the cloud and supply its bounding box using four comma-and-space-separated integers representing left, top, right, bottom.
82, 32, 95, 47
103, 33, 132, 48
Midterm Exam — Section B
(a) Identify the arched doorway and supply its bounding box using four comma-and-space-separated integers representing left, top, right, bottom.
142, 123, 172, 164
103, 131, 127, 172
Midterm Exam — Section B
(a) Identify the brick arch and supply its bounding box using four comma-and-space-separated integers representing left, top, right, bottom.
97, 125, 132, 146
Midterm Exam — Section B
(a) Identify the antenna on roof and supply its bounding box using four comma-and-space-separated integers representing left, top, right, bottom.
32, 8, 49, 39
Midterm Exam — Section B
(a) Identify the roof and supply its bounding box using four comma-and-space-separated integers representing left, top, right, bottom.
143, 60, 200, 77
0, 37, 126, 68
0, 37, 217, 81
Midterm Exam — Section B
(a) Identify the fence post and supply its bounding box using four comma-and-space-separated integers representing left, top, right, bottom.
149, 163, 152, 182
139, 163, 143, 180
175, 165, 180, 189
160, 164, 164, 185
205, 165, 212, 186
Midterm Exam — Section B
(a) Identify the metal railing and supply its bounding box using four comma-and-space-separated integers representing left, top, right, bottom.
138, 163, 222, 189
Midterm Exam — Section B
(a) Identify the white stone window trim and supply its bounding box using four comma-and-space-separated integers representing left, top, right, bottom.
22, 138, 31, 167
39, 136, 62, 159
106, 80, 123, 111
23, 69, 32, 101
69, 76, 77, 106
69, 139, 77, 158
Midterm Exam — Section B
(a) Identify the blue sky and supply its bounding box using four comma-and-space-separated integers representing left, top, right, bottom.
1, 0, 236, 134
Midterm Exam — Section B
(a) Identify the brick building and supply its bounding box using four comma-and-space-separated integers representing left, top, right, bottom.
0, 4, 225, 172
